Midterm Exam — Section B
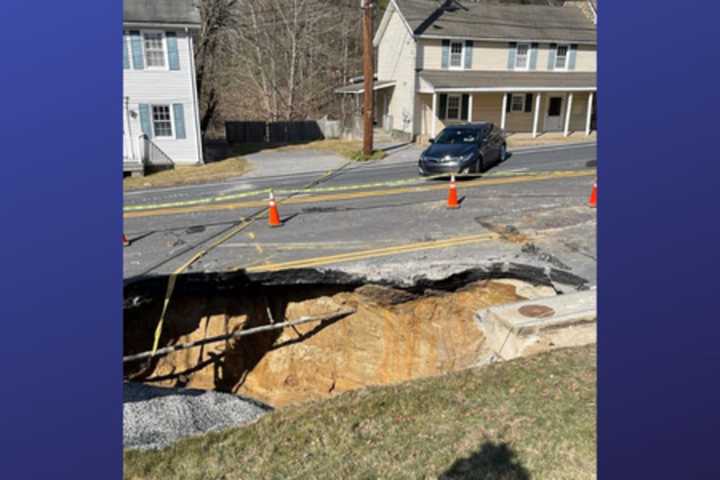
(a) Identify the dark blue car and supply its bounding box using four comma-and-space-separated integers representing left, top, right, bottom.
418, 122, 507, 177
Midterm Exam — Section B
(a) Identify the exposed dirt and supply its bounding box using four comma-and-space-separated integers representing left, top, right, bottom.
124, 270, 555, 407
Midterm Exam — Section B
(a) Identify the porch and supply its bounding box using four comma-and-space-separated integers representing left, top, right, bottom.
417, 70, 596, 142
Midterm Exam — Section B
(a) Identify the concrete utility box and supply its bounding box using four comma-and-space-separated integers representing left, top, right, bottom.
476, 290, 597, 364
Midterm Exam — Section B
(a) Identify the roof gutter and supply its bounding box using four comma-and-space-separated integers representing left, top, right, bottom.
417, 33, 596, 46
422, 86, 596, 93
123, 21, 201, 29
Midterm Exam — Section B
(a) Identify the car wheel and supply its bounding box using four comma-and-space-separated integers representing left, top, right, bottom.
499, 143, 507, 162
477, 155, 485, 173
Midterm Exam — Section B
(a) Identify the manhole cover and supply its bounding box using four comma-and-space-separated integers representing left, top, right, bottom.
518, 304, 555, 318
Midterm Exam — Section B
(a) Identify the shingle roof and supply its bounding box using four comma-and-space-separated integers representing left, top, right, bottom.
394, 0, 596, 44
124, 0, 201, 26
420, 69, 596, 90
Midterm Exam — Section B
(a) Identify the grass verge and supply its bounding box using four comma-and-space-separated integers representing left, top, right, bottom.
124, 345, 596, 479
123, 157, 250, 191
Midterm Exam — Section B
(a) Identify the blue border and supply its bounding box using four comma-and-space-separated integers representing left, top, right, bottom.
600, 1, 720, 477
0, 1, 122, 478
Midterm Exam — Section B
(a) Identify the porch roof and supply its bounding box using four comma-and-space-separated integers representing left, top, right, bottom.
419, 70, 596, 92
335, 80, 397, 95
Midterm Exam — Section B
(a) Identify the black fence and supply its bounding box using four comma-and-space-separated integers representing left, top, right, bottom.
226, 120, 328, 144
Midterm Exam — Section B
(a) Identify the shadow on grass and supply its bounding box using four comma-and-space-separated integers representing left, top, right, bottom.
440, 442, 530, 480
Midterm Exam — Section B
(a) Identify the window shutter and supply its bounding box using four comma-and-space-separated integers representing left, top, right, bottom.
139, 104, 152, 138
464, 40, 473, 69
441, 40, 450, 69
130, 31, 144, 70
461, 94, 469, 120
123, 34, 129, 69
439, 94, 448, 120
166, 32, 180, 70
529, 42, 539, 70
525, 93, 533, 113
568, 44, 578, 70
173, 104, 186, 139
507, 42, 517, 70
505, 93, 512, 113
547, 43, 557, 70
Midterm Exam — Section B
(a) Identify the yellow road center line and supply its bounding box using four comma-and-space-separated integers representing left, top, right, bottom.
125, 169, 595, 219
244, 232, 501, 272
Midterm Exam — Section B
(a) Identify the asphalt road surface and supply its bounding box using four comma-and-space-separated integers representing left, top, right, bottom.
124, 143, 596, 209
124, 142, 597, 289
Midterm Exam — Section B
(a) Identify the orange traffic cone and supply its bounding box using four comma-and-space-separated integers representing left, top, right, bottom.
123, 234, 130, 247
588, 181, 597, 208
268, 191, 282, 227
447, 174, 460, 209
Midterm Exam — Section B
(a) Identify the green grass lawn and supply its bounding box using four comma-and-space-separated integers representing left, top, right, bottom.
125, 345, 596, 480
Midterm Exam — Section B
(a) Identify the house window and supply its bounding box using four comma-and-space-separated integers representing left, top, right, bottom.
555, 44, 569, 70
450, 41, 464, 68
515, 43, 530, 70
510, 94, 525, 112
446, 95, 461, 119
152, 105, 173, 137
143, 32, 166, 68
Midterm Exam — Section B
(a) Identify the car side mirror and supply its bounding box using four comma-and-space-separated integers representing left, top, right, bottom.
428, 138, 434, 144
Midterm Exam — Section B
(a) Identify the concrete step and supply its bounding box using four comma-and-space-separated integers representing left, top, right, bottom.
476, 290, 596, 364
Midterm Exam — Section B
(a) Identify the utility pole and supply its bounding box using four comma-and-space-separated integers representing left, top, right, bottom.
361, 0, 374, 156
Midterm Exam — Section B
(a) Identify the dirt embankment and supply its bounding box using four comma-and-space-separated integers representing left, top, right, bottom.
124, 274, 549, 407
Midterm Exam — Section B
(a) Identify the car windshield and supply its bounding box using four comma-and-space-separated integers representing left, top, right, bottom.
434, 128, 481, 145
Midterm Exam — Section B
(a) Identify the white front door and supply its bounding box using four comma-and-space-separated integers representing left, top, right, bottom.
544, 96, 564, 131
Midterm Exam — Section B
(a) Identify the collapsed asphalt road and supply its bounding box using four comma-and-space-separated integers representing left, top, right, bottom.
123, 143, 597, 289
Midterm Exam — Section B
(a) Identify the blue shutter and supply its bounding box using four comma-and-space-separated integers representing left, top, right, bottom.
529, 42, 539, 70
123, 34, 129, 69
166, 32, 180, 70
139, 104, 152, 138
173, 104, 186, 139
547, 43, 557, 70
441, 40, 450, 69
507, 42, 517, 70
525, 93, 533, 113
130, 31, 144, 70
568, 44, 578, 70
461, 94, 469, 120
464, 40, 473, 69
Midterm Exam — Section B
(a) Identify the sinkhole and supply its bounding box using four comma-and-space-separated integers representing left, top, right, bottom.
124, 265, 586, 407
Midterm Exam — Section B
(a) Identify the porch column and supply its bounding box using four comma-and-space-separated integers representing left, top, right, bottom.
468, 93, 473, 122
564, 92, 574, 137
532, 93, 542, 138
500, 93, 508, 129
585, 92, 595, 136
431, 93, 438, 138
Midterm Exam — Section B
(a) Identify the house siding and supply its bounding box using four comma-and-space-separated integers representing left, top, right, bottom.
420, 39, 596, 72
376, 6, 417, 134
123, 29, 202, 165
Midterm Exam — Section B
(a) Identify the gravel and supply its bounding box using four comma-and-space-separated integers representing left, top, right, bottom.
124, 383, 272, 451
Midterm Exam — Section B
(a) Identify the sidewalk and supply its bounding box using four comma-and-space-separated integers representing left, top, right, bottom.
506, 131, 597, 149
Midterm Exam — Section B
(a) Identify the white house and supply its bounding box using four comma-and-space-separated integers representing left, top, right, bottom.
337, 0, 597, 143
123, 0, 203, 174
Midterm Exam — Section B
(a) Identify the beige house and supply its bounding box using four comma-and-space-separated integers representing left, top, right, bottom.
338, 0, 597, 142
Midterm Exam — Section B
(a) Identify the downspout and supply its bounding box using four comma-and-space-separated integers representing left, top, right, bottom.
187, 27, 204, 164
124, 96, 136, 162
